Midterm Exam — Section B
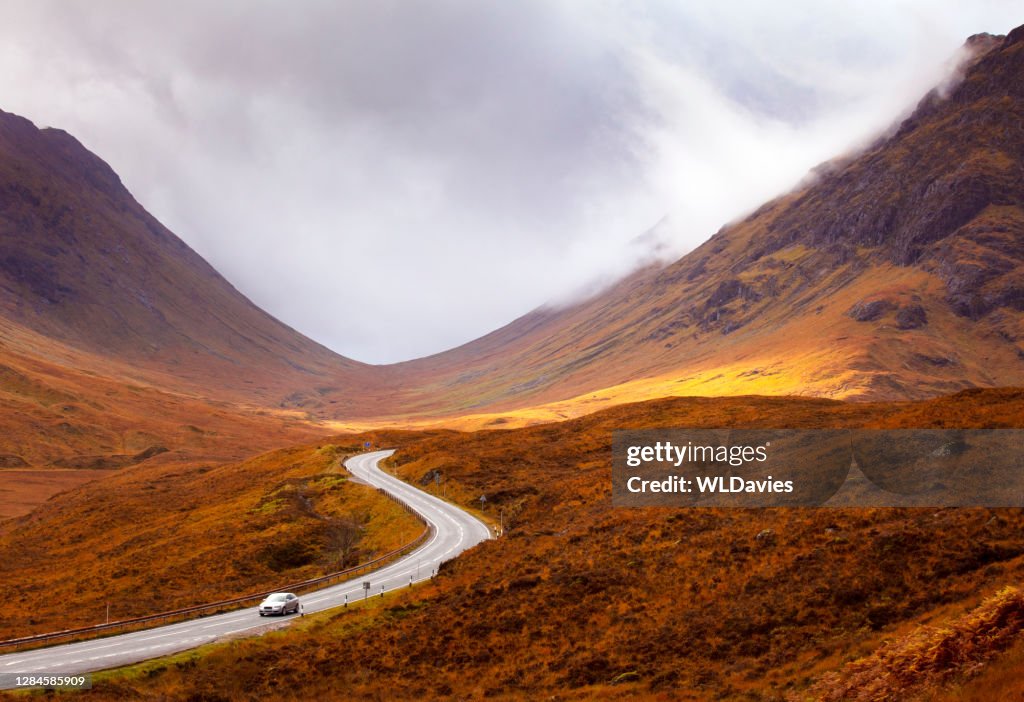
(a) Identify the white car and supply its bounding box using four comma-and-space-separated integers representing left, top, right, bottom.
259, 592, 300, 616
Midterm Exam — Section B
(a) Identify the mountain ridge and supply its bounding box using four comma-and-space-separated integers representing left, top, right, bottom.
0, 107, 391, 412
1, 25, 1022, 431
380, 26, 1024, 422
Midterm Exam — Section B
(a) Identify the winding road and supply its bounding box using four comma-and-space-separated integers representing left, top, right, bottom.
0, 450, 491, 683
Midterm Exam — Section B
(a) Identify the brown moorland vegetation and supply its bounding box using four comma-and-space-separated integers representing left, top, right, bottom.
0, 317, 333, 518
808, 586, 1024, 701
0, 468, 112, 521
64, 388, 1024, 701
0, 437, 424, 640
925, 634, 1024, 701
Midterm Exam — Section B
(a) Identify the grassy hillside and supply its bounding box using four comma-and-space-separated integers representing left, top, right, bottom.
374, 30, 1024, 421
0, 438, 422, 640
0, 318, 331, 519
67, 388, 1024, 700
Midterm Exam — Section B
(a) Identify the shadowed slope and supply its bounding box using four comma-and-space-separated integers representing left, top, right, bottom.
0, 108, 391, 413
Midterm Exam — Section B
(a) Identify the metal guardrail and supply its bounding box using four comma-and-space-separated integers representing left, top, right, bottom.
0, 486, 432, 652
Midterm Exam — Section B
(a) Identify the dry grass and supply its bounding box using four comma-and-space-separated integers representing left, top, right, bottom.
805, 587, 1024, 701
0, 468, 114, 520
0, 320, 332, 519
925, 637, 1024, 701
0, 438, 422, 640
60, 389, 1024, 701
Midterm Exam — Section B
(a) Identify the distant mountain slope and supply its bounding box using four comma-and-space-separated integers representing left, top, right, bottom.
387, 26, 1024, 420
0, 109, 384, 412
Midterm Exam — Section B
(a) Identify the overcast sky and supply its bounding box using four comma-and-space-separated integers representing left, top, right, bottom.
0, 2, 1018, 362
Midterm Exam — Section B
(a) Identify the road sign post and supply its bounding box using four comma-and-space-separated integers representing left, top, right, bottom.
363, 581, 371, 601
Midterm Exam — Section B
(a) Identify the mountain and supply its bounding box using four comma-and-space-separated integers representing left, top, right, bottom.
384, 27, 1024, 424
0, 108, 385, 505
0, 109, 388, 411
1, 26, 1022, 440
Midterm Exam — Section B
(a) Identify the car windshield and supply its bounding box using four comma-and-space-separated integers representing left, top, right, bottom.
267, 594, 287, 602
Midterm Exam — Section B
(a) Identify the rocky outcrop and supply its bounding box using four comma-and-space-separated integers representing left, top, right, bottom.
849, 300, 895, 323
895, 304, 928, 329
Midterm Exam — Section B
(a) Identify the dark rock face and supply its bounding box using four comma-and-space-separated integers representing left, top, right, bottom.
757, 32, 1024, 322
896, 304, 928, 329
704, 279, 759, 309
848, 300, 895, 322
0, 252, 72, 303
913, 353, 959, 367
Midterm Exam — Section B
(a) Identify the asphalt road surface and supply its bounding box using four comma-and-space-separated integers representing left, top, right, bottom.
0, 450, 491, 683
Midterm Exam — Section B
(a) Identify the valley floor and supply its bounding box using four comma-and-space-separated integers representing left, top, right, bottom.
11, 388, 1020, 701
